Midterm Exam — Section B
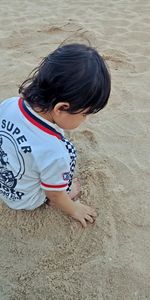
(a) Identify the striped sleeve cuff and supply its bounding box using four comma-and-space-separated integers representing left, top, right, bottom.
40, 181, 68, 191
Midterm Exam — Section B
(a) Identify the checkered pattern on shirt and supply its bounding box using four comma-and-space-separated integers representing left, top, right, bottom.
62, 137, 77, 192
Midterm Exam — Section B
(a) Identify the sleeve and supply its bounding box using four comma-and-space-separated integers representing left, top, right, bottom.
40, 157, 70, 192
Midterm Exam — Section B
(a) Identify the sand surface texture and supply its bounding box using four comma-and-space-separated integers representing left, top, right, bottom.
0, 0, 150, 299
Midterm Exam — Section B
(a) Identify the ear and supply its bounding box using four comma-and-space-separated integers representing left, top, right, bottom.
53, 102, 70, 114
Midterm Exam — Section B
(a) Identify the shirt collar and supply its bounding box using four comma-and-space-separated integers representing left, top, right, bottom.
18, 97, 64, 140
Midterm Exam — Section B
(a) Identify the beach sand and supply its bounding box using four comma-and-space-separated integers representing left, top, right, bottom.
0, 0, 150, 299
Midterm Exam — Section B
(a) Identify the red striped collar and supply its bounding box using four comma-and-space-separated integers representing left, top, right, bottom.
18, 98, 63, 140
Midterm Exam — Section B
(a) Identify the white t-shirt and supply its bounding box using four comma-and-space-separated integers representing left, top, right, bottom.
0, 97, 71, 210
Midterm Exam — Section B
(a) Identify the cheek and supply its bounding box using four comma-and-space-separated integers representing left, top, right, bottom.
64, 116, 82, 129
55, 113, 85, 130
79, 115, 87, 123
73, 116, 84, 126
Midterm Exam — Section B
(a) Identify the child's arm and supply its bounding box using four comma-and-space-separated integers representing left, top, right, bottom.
45, 190, 97, 228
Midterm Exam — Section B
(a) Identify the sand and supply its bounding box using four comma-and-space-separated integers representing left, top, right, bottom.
0, 0, 150, 299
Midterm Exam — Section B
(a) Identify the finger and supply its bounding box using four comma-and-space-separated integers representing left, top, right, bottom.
80, 218, 87, 228
85, 215, 94, 223
87, 209, 97, 218
90, 211, 97, 218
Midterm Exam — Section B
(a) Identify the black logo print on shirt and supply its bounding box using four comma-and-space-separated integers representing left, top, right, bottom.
0, 133, 25, 201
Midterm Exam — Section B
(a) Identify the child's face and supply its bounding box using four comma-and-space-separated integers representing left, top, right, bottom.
51, 102, 88, 130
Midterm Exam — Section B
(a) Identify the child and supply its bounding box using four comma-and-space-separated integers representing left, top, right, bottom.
0, 43, 111, 227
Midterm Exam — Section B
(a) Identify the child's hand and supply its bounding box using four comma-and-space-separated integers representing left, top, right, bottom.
71, 201, 97, 228
45, 190, 97, 228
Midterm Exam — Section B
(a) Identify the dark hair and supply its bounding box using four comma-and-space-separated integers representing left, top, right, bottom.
19, 43, 111, 114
